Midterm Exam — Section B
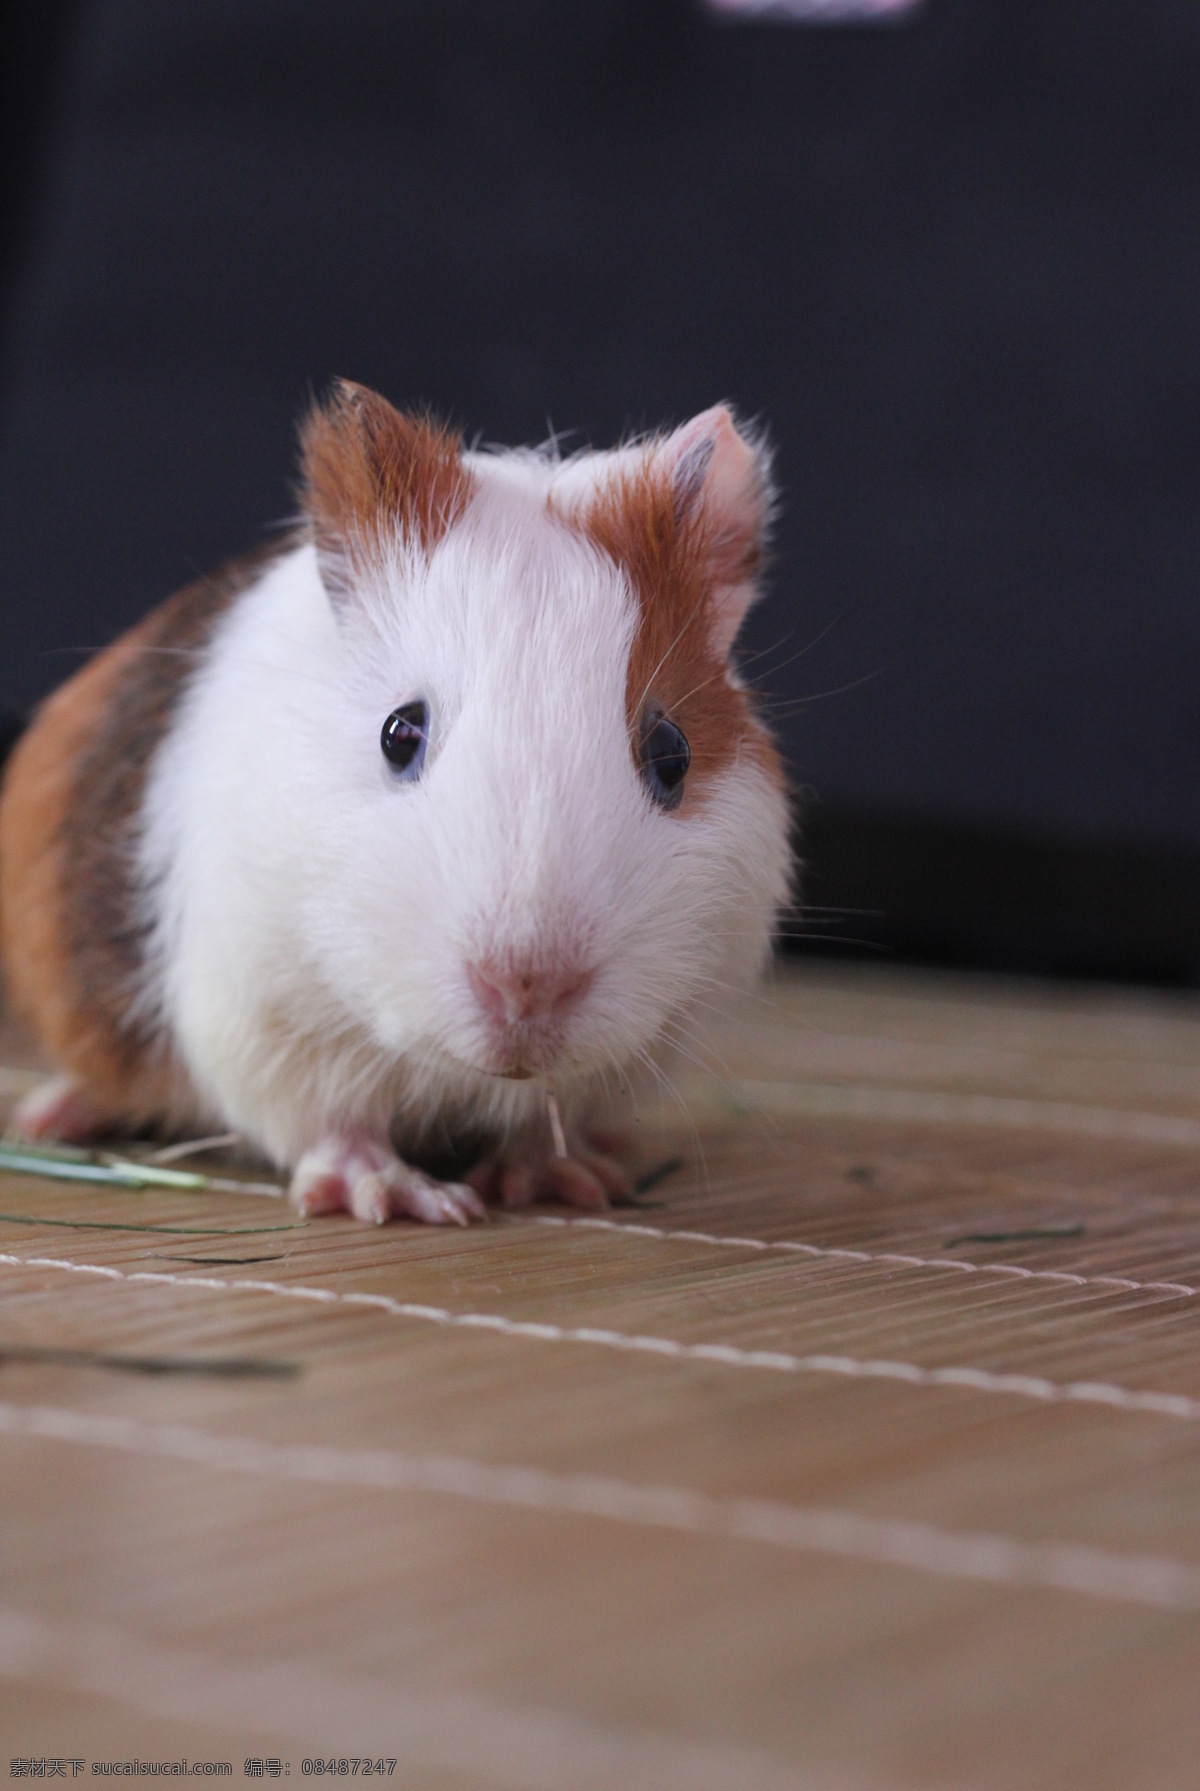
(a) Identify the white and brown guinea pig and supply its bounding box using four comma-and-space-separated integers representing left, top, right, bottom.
0, 381, 791, 1224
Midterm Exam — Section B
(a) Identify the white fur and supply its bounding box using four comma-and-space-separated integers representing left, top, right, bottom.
137, 440, 791, 1170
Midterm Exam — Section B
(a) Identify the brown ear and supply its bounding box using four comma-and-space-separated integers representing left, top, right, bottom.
298, 381, 472, 600
662, 405, 773, 659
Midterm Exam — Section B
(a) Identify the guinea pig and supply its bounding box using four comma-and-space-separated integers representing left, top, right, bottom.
0, 382, 791, 1224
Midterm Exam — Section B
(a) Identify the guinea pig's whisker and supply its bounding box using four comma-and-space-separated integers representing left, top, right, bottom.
632, 607, 704, 719
666, 1008, 733, 1074
658, 1023, 727, 1083
752, 669, 885, 717
665, 623, 825, 718
735, 621, 841, 691
732, 626, 801, 678
631, 1043, 691, 1129
634, 1045, 710, 1194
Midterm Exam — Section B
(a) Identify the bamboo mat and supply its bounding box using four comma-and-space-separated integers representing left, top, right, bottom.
3, 964, 1200, 1788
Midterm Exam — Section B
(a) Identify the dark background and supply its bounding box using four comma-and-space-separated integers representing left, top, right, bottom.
2, 0, 1198, 982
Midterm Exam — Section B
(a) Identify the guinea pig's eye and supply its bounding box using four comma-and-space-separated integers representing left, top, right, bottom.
381, 700, 429, 780
638, 709, 690, 812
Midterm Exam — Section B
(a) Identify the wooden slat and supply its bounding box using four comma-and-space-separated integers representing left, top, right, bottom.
2, 964, 1200, 1786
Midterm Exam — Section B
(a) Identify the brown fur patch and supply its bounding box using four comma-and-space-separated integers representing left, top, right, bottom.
299, 382, 473, 592
0, 543, 282, 1125
578, 456, 784, 806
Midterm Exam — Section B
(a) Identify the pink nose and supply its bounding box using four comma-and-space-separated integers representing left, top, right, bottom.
468, 960, 595, 1029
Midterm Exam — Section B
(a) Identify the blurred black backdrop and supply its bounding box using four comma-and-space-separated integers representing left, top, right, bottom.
1, 0, 1198, 981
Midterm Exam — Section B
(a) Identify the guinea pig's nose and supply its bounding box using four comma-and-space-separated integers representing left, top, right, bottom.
468, 960, 594, 1028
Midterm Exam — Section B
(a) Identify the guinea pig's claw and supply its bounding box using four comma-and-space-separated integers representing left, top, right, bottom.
356, 1167, 485, 1228
291, 1172, 349, 1219
290, 1135, 487, 1227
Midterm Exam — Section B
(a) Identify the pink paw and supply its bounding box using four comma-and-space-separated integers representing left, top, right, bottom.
290, 1135, 487, 1227
9, 1075, 116, 1145
465, 1147, 632, 1212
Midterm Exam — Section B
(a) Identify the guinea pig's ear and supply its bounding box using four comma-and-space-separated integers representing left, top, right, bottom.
662, 406, 774, 659
298, 380, 472, 602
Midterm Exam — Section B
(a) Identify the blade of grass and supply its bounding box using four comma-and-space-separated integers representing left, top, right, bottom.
0, 1143, 286, 1199
201, 1176, 286, 1198
145, 1254, 287, 1265
0, 1148, 207, 1191
944, 1224, 1085, 1247
101, 1155, 212, 1189
628, 1155, 685, 1199
0, 1212, 302, 1236
0, 1343, 298, 1378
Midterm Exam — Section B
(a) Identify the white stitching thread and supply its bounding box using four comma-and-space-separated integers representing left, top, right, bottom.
524, 1215, 1200, 1300
1, 1251, 1197, 1421
2, 1398, 1199, 1610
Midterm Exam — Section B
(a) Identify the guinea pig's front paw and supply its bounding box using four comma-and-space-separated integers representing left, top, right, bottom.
290, 1134, 487, 1227
466, 1147, 632, 1212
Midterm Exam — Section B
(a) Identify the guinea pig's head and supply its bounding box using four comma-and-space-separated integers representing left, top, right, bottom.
298, 381, 791, 1098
